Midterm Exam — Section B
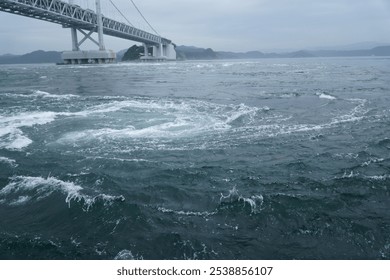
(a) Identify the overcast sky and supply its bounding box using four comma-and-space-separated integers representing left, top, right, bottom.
0, 0, 389, 54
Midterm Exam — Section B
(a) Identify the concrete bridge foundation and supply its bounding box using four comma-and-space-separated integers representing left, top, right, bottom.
61, 50, 116, 64
140, 43, 176, 61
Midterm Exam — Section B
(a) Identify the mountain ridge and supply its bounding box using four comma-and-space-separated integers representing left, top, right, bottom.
1, 45, 390, 64
176, 45, 390, 60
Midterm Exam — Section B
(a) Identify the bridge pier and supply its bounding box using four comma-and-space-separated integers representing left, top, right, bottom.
143, 43, 150, 58
140, 43, 176, 61
71, 28, 79, 51
61, 0, 116, 64
62, 50, 116, 65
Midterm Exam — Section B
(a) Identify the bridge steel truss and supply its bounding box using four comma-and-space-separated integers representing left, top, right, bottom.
0, 0, 172, 45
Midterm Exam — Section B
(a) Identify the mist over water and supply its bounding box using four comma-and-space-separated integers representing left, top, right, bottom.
0, 58, 389, 259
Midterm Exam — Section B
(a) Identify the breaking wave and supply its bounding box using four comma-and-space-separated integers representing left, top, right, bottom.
316, 92, 337, 100
155, 186, 264, 218
3, 90, 78, 100
219, 186, 264, 214
0, 176, 125, 211
31, 90, 78, 99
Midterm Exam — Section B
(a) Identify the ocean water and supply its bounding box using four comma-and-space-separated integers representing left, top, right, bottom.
0, 58, 389, 260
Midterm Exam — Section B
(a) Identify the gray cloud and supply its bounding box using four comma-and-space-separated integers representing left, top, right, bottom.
0, 0, 389, 54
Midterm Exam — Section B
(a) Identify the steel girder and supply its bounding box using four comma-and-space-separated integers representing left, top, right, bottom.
0, 0, 172, 45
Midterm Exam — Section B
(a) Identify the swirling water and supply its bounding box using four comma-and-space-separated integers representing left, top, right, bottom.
0, 58, 389, 259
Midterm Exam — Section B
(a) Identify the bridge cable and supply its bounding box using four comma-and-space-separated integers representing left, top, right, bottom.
127, 0, 160, 36
109, 0, 134, 27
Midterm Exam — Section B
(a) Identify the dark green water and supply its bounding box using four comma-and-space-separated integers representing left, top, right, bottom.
0, 58, 389, 259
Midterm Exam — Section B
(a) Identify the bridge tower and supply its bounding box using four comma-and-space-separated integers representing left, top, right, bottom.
62, 0, 116, 64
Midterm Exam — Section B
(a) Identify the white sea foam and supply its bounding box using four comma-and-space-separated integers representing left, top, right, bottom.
0, 111, 57, 128
364, 175, 390, 181
316, 92, 337, 100
53, 95, 366, 151
77, 99, 188, 116
0, 99, 210, 150
156, 187, 263, 218
3, 90, 77, 100
242, 97, 364, 139
0, 106, 107, 150
60, 117, 212, 142
334, 153, 359, 159
341, 170, 358, 178
329, 98, 367, 125
114, 250, 135, 260
114, 250, 143, 260
225, 103, 262, 125
0, 156, 18, 167
0, 100, 140, 150
361, 158, 384, 167
31, 90, 78, 99
0, 94, 364, 152
220, 186, 264, 214
0, 176, 125, 211
157, 207, 217, 217
57, 100, 267, 145
0, 111, 58, 150
262, 98, 367, 138
195, 63, 214, 69
337, 171, 390, 181
86, 156, 152, 163
9, 195, 31, 206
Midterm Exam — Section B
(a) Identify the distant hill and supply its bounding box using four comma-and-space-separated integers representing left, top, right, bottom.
0, 49, 137, 64
216, 50, 265, 59
175, 46, 218, 60
217, 46, 390, 59
0, 50, 62, 64
371, 46, 390, 56
1, 45, 390, 64
176, 45, 390, 60
310, 41, 390, 51
308, 46, 390, 57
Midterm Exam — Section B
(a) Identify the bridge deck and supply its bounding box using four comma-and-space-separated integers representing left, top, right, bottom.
0, 0, 171, 45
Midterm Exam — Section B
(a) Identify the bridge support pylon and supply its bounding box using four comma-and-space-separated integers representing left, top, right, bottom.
61, 0, 116, 64
140, 43, 176, 62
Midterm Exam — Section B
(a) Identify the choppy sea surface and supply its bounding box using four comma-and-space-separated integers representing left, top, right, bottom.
0, 58, 389, 260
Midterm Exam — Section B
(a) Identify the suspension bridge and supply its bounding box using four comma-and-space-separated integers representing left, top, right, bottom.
0, 0, 176, 64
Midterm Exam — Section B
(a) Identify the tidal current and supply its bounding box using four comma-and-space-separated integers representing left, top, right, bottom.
0, 58, 389, 259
